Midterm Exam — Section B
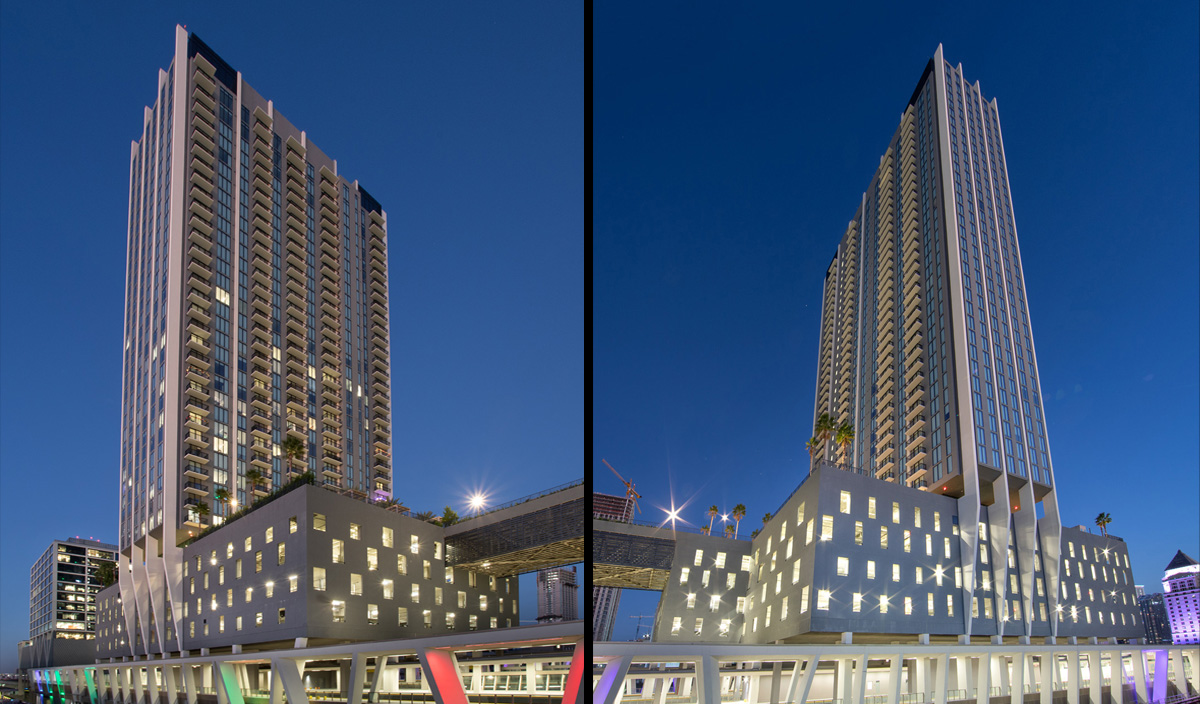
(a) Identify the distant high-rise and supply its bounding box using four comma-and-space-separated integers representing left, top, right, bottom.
592, 491, 633, 640
808, 44, 1067, 638
536, 567, 578, 623
1138, 592, 1173, 644
25, 538, 117, 667
1135, 584, 1146, 598
118, 26, 392, 656
1162, 550, 1200, 644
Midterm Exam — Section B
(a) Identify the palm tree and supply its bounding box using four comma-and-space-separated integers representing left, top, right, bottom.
762, 512, 772, 526
724, 525, 735, 539
815, 413, 836, 461
194, 501, 210, 524
214, 488, 230, 514
1095, 512, 1112, 538
441, 506, 460, 527
700, 525, 711, 536
413, 510, 438, 523
806, 437, 821, 466
732, 504, 746, 540
835, 421, 855, 466
707, 505, 719, 534
751, 529, 760, 539
245, 468, 264, 500
281, 437, 306, 478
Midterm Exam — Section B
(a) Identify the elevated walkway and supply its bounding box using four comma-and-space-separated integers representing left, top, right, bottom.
591, 519, 679, 590
444, 480, 583, 577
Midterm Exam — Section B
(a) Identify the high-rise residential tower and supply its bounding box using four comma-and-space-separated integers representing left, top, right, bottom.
118, 26, 392, 656
809, 44, 1064, 639
1162, 550, 1200, 644
536, 567, 579, 623
592, 492, 634, 640
23, 538, 118, 668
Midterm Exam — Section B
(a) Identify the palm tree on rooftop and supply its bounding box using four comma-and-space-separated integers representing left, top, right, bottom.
835, 421, 855, 466
1095, 512, 1112, 538
707, 505, 719, 534
245, 468, 264, 503
194, 501, 210, 524
762, 512, 772, 527
806, 437, 821, 467
281, 436, 306, 479
732, 504, 746, 540
724, 525, 734, 539
815, 413, 836, 461
214, 488, 230, 516
701, 525, 710, 536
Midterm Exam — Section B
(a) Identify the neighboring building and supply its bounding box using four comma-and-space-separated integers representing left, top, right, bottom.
25, 538, 117, 668
1138, 593, 1172, 644
115, 26, 393, 657
95, 484, 519, 656
1135, 584, 1146, 598
593, 491, 633, 641
1162, 550, 1200, 644
536, 567, 578, 623
649, 46, 1143, 644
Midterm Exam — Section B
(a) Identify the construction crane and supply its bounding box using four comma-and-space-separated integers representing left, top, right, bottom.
629, 614, 655, 641
602, 458, 641, 516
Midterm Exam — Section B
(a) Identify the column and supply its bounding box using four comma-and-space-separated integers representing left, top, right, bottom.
213, 662, 245, 704
1065, 650, 1080, 704
416, 649, 469, 704
563, 639, 586, 704
1085, 650, 1101, 704
271, 660, 309, 704
1152, 650, 1170, 704
886, 656, 903, 704
1131, 649, 1150, 704
181, 666, 198, 704
346, 654, 369, 704
696, 656, 722, 704
975, 654, 991, 704
1010, 653, 1025, 702
1170, 648, 1191, 699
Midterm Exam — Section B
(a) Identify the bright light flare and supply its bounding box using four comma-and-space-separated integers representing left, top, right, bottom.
469, 493, 487, 512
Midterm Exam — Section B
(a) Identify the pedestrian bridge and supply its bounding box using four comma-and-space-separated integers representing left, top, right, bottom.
591, 519, 681, 591
444, 480, 583, 578
29, 622, 584, 704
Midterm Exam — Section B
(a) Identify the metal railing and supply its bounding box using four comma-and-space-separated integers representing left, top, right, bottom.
459, 478, 582, 521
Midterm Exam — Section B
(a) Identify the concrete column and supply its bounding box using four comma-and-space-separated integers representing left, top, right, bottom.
1039, 654, 1054, 704
525, 661, 539, 695
886, 656, 903, 704
1107, 651, 1124, 704
346, 654, 369, 704
696, 656, 722, 704
783, 658, 817, 704
161, 667, 177, 704
180, 666, 198, 704
1131, 649, 1150, 704
564, 641, 586, 704
1152, 650, 1170, 704
85, 668, 100, 704
932, 654, 950, 704
148, 667, 160, 704
368, 657, 388, 703
955, 654, 969, 694
271, 660, 309, 704
1085, 650, 1101, 704
746, 670, 760, 704
769, 661, 782, 704
975, 654, 991, 704
992, 654, 1008, 694
1010, 653, 1025, 701
213, 662, 245, 704
1065, 651, 1080, 704
682, 674, 693, 698
1171, 648, 1191, 698
270, 666, 283, 704
835, 659, 851, 704
594, 658, 631, 704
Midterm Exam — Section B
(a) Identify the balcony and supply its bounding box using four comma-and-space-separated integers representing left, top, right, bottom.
322, 467, 341, 480
285, 215, 305, 242
184, 412, 209, 433
908, 464, 929, 484
186, 334, 210, 355
183, 464, 209, 480
285, 420, 306, 440
250, 453, 271, 470
184, 380, 207, 399
250, 394, 271, 413
183, 447, 209, 464
904, 400, 926, 423
906, 447, 928, 467
250, 423, 271, 440
182, 481, 209, 496
322, 412, 342, 429
874, 429, 895, 451
324, 452, 342, 466
906, 431, 927, 453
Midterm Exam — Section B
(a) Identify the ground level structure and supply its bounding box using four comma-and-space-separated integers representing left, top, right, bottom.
593, 640, 1198, 704
27, 621, 584, 704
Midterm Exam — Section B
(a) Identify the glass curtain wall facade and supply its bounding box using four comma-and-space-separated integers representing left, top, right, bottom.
117, 26, 393, 656
811, 45, 1063, 639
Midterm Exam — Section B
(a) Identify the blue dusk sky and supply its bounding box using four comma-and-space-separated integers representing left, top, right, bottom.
0, 3, 581, 670
594, 2, 1199, 640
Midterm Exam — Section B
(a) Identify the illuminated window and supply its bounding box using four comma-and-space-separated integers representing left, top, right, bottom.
980, 523, 988, 541
892, 502, 900, 524
367, 604, 378, 625
840, 491, 851, 514
817, 589, 831, 610
680, 567, 690, 585
219, 566, 225, 585
236, 616, 242, 631
879, 595, 889, 614
715, 552, 726, 569
928, 593, 935, 616
423, 560, 431, 579
796, 502, 805, 524
277, 543, 285, 566
245, 537, 253, 553
904, 530, 911, 553
671, 617, 682, 635
265, 582, 274, 598
333, 539, 344, 563
821, 515, 833, 541
944, 537, 951, 558
236, 559, 242, 579
805, 519, 814, 544
351, 574, 363, 596
934, 512, 941, 531
765, 606, 771, 628
837, 557, 849, 576
868, 497, 876, 519
792, 560, 801, 584
367, 548, 378, 571
255, 612, 263, 627
398, 607, 409, 626
434, 542, 443, 560
383, 581, 395, 600
313, 567, 326, 591
332, 601, 345, 623
245, 587, 253, 603
983, 599, 992, 620
855, 521, 863, 545
904, 597, 912, 615
892, 564, 900, 582
880, 526, 889, 549
226, 588, 233, 606
710, 595, 721, 612
719, 619, 731, 636
741, 555, 752, 571
289, 575, 298, 593
728, 572, 737, 589
694, 549, 704, 567
800, 586, 809, 613
255, 551, 262, 572
411, 584, 420, 603
685, 592, 696, 609
226, 543, 234, 559
947, 595, 954, 617
410, 535, 420, 554
786, 537, 794, 559
914, 507, 921, 528
435, 587, 444, 605
853, 593, 862, 612
289, 516, 297, 534
916, 567, 923, 583
736, 596, 746, 614
775, 573, 782, 594
867, 561, 876, 579
265, 527, 274, 544
219, 615, 224, 633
